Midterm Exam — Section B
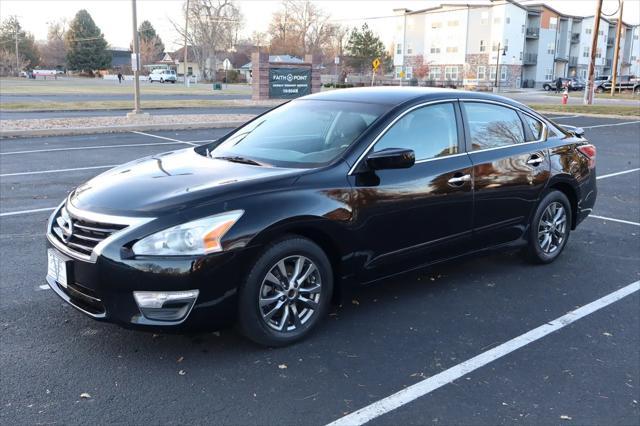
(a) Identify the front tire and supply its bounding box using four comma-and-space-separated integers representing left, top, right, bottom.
525, 190, 572, 264
238, 236, 333, 346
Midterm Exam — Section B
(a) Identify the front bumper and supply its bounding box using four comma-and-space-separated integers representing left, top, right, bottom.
45, 240, 259, 331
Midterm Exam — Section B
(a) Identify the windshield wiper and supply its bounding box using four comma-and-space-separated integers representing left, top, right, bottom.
213, 155, 263, 166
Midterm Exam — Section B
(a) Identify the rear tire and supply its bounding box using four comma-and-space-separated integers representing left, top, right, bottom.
238, 236, 333, 347
525, 190, 572, 264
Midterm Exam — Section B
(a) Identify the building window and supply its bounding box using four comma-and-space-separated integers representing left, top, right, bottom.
477, 66, 486, 80
506, 17, 511, 24
432, 21, 442, 29
405, 66, 413, 79
429, 67, 441, 80
598, 29, 603, 36
430, 45, 441, 54
448, 20, 459, 27
544, 68, 553, 80
406, 43, 413, 55
583, 46, 590, 58
490, 66, 497, 80
395, 66, 403, 78
550, 17, 558, 30
500, 65, 507, 81
579, 69, 587, 79
480, 40, 486, 52
504, 39, 509, 52
446, 46, 458, 53
595, 48, 602, 59
585, 28, 592, 34
634, 34, 639, 40
481, 11, 488, 25
396, 43, 402, 55
519, 51, 523, 60
547, 43, 555, 54
494, 17, 501, 24
445, 66, 458, 80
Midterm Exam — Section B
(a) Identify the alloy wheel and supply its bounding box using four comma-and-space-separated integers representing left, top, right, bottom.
258, 255, 322, 332
537, 202, 567, 254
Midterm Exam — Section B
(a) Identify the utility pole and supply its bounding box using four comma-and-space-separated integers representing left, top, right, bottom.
184, 0, 190, 86
584, 0, 603, 105
128, 0, 146, 117
610, 0, 624, 96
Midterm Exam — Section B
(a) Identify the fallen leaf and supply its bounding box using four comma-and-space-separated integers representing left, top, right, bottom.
177, 356, 184, 363
178, 370, 186, 376
560, 415, 572, 420
351, 300, 359, 305
602, 332, 612, 337
278, 364, 287, 369
80, 393, 91, 399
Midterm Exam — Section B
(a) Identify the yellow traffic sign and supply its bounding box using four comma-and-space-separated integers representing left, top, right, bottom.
372, 58, 381, 71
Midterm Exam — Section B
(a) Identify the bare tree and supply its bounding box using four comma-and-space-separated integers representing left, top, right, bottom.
267, 1, 344, 60
171, 0, 242, 80
39, 21, 67, 69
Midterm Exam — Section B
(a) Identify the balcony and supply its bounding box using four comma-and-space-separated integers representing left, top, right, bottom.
569, 56, 578, 66
571, 33, 580, 44
555, 53, 569, 62
525, 27, 540, 38
523, 53, 538, 65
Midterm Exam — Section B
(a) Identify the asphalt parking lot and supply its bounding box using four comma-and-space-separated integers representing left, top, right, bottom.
0, 115, 638, 425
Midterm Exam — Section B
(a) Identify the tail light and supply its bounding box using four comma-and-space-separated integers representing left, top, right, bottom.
577, 144, 596, 168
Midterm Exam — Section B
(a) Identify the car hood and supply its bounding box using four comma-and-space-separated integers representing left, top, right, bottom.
69, 148, 302, 216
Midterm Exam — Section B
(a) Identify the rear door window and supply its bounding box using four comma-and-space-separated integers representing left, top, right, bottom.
463, 102, 525, 150
522, 114, 544, 141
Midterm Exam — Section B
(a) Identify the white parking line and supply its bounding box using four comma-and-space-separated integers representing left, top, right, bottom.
0, 141, 186, 155
0, 207, 55, 217
326, 280, 640, 426
548, 114, 580, 120
582, 121, 640, 129
597, 168, 640, 180
588, 215, 640, 227
0, 164, 116, 177
130, 131, 197, 146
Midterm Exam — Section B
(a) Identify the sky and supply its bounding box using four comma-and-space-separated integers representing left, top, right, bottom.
1, 0, 639, 51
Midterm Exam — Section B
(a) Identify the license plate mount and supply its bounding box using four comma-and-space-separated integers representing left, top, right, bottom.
47, 249, 70, 288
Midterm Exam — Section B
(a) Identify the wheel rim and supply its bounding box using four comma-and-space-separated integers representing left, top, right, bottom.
537, 202, 567, 254
259, 255, 321, 332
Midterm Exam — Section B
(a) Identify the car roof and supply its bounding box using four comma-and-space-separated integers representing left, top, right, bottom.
301, 86, 527, 109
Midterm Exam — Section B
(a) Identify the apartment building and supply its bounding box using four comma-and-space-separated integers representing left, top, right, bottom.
392, 0, 638, 89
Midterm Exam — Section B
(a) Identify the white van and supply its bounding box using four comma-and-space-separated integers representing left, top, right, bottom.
148, 69, 177, 83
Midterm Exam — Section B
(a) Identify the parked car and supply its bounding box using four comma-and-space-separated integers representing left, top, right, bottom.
148, 69, 177, 83
595, 75, 640, 93
45, 88, 597, 346
542, 78, 582, 91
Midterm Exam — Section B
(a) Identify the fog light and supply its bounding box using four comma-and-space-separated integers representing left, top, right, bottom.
133, 290, 199, 322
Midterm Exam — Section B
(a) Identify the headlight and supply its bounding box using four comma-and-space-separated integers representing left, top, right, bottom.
132, 210, 244, 256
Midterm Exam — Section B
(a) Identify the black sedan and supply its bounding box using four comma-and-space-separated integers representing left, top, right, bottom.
46, 88, 597, 346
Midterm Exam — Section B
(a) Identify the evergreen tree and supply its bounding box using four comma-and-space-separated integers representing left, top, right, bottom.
65, 10, 110, 73
345, 23, 387, 74
0, 17, 40, 73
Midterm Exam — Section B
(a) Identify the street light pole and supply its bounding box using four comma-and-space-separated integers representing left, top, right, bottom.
184, 0, 190, 86
130, 0, 143, 115
494, 42, 501, 90
15, 22, 19, 76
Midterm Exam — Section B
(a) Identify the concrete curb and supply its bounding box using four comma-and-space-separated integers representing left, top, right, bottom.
0, 120, 248, 139
536, 110, 640, 120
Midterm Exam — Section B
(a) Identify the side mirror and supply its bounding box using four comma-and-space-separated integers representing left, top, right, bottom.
366, 148, 415, 170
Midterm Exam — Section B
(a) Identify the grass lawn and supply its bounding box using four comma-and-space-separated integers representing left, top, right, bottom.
0, 77, 251, 96
0, 99, 284, 111
528, 103, 640, 117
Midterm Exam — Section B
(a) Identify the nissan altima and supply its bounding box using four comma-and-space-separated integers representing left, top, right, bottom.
46, 87, 597, 346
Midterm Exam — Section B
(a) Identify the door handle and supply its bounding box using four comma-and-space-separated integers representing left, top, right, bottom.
527, 154, 544, 166
448, 174, 471, 186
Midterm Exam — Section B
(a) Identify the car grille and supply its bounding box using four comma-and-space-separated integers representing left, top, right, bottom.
51, 206, 128, 259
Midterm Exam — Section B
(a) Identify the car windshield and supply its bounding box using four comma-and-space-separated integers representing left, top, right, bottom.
210, 99, 387, 168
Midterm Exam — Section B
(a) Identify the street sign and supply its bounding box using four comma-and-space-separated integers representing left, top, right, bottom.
131, 53, 139, 71
269, 67, 311, 99
372, 58, 381, 71
334, 56, 340, 65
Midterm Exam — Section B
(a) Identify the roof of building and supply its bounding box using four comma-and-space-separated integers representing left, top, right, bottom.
240, 55, 304, 70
